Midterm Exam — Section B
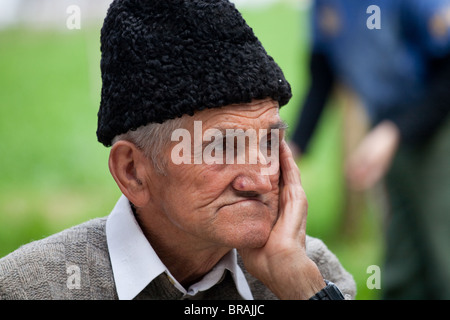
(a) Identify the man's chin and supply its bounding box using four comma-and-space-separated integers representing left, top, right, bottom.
232, 226, 272, 249
213, 202, 277, 248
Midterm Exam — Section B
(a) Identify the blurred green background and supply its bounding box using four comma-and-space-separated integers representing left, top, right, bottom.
0, 1, 383, 299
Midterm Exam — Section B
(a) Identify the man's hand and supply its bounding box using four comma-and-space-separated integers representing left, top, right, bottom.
238, 140, 325, 300
345, 121, 400, 191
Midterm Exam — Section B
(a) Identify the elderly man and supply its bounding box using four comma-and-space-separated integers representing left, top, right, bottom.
0, 0, 355, 300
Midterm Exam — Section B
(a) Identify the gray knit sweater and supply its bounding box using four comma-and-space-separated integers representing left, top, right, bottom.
0, 218, 356, 299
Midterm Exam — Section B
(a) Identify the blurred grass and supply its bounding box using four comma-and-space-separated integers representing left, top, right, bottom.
0, 25, 121, 256
0, 3, 382, 299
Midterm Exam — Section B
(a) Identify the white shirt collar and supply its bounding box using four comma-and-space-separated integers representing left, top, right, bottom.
106, 195, 253, 300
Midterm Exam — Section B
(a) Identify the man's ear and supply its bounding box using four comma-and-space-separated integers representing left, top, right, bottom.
108, 140, 150, 207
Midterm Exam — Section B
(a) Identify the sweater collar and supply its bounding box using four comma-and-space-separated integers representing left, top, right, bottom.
106, 195, 253, 300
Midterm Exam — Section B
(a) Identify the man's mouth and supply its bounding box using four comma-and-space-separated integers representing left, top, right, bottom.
219, 197, 265, 209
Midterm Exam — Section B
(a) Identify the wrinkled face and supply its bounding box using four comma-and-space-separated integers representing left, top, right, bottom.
149, 99, 286, 250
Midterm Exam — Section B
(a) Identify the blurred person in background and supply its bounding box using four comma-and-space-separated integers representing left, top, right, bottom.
289, 0, 450, 299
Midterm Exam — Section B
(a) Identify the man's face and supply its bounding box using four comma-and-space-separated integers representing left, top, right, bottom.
148, 99, 286, 250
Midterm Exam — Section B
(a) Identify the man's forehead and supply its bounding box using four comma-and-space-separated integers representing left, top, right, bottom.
191, 98, 282, 128
212, 120, 288, 133
222, 98, 279, 114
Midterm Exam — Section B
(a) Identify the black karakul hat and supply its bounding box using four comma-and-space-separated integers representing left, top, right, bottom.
97, 0, 292, 146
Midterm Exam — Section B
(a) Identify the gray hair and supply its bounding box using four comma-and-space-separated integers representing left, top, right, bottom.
111, 116, 187, 175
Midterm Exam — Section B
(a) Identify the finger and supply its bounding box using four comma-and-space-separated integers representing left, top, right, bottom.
279, 140, 302, 186
277, 140, 308, 240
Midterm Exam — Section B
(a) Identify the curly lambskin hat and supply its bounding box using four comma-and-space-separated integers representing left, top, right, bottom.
97, 0, 292, 146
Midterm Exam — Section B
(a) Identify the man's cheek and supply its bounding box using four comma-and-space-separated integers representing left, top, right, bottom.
268, 176, 280, 211
260, 159, 279, 176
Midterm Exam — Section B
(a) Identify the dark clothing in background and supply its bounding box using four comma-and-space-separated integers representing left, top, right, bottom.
291, 0, 450, 299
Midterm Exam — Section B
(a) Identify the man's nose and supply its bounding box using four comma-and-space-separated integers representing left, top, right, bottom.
231, 171, 273, 195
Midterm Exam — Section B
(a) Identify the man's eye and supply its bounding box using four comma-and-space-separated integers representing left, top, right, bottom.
260, 134, 273, 149
260, 132, 279, 157
212, 139, 225, 151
